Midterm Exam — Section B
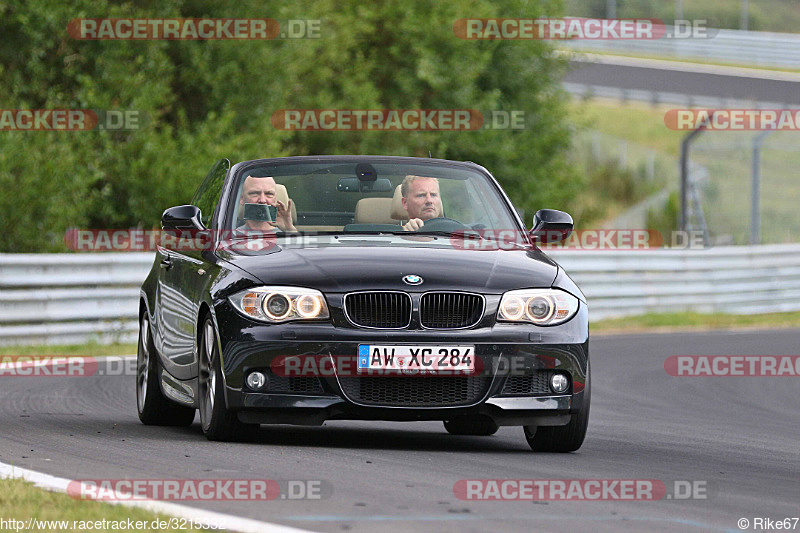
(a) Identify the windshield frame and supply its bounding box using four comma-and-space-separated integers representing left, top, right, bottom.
219, 156, 529, 240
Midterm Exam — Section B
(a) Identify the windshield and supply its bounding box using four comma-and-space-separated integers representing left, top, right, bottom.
225, 159, 523, 238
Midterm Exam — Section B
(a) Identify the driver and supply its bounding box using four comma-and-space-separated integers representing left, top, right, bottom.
401, 175, 443, 231
237, 175, 296, 233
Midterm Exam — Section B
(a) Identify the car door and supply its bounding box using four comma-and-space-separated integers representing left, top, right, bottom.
157, 159, 230, 380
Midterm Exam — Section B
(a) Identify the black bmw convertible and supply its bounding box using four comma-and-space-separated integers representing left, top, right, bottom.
137, 155, 590, 452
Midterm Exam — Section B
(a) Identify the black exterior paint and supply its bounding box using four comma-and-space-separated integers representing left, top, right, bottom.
140, 156, 589, 427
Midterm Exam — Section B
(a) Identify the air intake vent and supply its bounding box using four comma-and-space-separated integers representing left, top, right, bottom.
344, 291, 412, 329
420, 292, 484, 329
338, 376, 492, 407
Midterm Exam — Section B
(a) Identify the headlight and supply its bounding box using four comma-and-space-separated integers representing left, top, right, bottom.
498, 289, 579, 326
229, 286, 330, 323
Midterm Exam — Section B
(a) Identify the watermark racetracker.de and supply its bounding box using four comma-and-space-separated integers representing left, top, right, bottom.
0, 356, 135, 377
67, 478, 332, 501
0, 109, 142, 131
452, 18, 712, 40
67, 18, 322, 40
666, 109, 800, 131
453, 479, 712, 500
270, 109, 526, 131
665, 356, 800, 377
63, 229, 711, 252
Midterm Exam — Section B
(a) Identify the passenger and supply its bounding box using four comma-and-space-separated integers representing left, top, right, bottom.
238, 176, 296, 233
401, 175, 443, 231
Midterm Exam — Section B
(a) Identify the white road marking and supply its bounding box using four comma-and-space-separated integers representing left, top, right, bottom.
0, 460, 316, 533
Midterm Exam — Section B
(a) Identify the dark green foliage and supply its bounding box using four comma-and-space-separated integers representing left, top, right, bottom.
647, 190, 679, 234
0, 0, 577, 251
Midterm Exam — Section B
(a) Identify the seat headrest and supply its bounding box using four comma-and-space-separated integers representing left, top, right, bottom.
275, 184, 297, 223
390, 185, 408, 221
354, 198, 397, 224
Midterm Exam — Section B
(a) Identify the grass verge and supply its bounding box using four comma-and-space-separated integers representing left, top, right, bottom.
569, 98, 683, 156
0, 477, 205, 532
0, 343, 137, 357
592, 311, 800, 335
568, 98, 800, 244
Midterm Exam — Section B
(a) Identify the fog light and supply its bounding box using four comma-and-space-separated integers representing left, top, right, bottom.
550, 373, 569, 393
246, 371, 267, 391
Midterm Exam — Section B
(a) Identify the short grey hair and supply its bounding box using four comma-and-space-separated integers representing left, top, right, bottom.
400, 175, 439, 198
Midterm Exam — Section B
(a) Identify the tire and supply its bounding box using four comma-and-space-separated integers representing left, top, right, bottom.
136, 313, 196, 426
524, 362, 591, 453
198, 317, 256, 441
444, 415, 499, 436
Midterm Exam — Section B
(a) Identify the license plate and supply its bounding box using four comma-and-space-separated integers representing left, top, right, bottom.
357, 345, 475, 374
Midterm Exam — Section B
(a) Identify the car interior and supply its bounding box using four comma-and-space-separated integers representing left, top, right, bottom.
229, 162, 507, 234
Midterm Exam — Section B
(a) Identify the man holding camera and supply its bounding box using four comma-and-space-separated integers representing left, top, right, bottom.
238, 175, 296, 233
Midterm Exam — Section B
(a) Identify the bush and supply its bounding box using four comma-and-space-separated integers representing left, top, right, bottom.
0, 0, 576, 251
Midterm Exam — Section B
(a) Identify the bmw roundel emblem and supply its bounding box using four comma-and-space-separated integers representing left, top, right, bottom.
403, 274, 423, 285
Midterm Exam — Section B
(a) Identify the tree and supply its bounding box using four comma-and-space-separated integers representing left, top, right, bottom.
0, 0, 576, 251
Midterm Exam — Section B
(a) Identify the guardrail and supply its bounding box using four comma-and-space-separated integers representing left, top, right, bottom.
562, 81, 790, 109
561, 27, 800, 69
0, 253, 153, 346
2, 245, 800, 345
553, 244, 800, 319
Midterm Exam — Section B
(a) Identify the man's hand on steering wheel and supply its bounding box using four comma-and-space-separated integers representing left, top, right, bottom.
403, 218, 425, 231
403, 217, 467, 232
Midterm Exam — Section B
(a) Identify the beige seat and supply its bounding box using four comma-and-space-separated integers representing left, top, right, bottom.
390, 185, 408, 222
354, 198, 398, 224
275, 184, 297, 224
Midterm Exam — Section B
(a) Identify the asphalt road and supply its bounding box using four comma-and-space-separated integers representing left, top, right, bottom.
565, 60, 800, 105
1, 329, 798, 532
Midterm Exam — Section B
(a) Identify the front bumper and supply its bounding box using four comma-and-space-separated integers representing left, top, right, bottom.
215, 301, 589, 427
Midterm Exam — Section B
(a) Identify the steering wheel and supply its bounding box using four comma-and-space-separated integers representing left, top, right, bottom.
416, 217, 467, 233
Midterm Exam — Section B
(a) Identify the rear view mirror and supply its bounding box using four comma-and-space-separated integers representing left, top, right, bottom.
360, 178, 393, 193
337, 177, 360, 192
337, 177, 393, 193
530, 209, 573, 243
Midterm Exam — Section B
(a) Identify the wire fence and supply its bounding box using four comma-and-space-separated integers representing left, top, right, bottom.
566, 101, 800, 246
688, 130, 800, 245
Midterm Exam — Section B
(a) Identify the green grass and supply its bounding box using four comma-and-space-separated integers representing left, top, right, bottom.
689, 131, 800, 244
568, 99, 800, 244
569, 99, 684, 156
0, 478, 204, 532
592, 311, 800, 334
0, 343, 137, 357
566, 99, 681, 227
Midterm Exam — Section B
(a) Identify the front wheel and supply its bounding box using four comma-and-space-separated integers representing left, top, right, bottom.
524, 362, 590, 452
198, 317, 256, 441
136, 314, 196, 426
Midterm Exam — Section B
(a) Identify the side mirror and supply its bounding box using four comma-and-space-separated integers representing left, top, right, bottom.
161, 205, 204, 231
530, 209, 573, 243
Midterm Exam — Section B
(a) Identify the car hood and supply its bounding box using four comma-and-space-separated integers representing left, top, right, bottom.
216, 235, 558, 294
